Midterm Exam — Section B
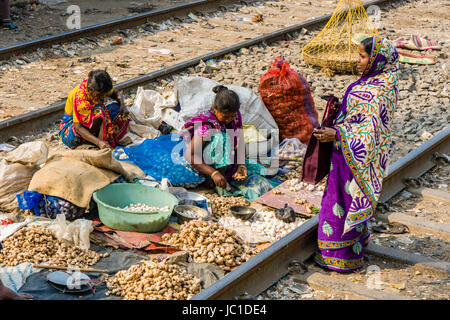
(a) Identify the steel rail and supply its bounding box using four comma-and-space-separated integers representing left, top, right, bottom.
193, 126, 450, 300
0, 0, 394, 142
0, 0, 246, 60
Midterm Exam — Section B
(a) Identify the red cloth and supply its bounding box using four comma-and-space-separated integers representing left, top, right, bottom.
92, 219, 181, 253
259, 57, 319, 144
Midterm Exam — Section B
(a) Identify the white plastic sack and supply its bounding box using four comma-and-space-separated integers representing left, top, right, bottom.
0, 262, 36, 292
128, 87, 176, 129
4, 141, 48, 167
278, 138, 307, 158
174, 76, 278, 137
47, 214, 93, 250
0, 141, 49, 212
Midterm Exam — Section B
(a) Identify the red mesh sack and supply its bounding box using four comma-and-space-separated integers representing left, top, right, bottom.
258, 57, 319, 144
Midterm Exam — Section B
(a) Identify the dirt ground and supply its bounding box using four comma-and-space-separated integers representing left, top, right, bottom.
1, 0, 188, 47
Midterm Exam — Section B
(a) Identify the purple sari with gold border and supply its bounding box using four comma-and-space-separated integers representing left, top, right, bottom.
315, 37, 399, 272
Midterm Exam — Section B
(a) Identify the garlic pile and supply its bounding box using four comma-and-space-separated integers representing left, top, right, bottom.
0, 225, 103, 268
104, 259, 202, 300
219, 211, 306, 243
161, 220, 253, 271
204, 194, 250, 217
287, 179, 325, 192
122, 203, 169, 212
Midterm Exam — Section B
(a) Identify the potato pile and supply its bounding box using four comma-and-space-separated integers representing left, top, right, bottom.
0, 225, 103, 268
204, 193, 250, 217
161, 220, 253, 271
104, 259, 202, 300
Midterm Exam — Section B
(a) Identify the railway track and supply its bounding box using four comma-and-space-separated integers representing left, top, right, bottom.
0, 0, 389, 142
193, 128, 449, 300
0, 0, 248, 60
1, 0, 447, 300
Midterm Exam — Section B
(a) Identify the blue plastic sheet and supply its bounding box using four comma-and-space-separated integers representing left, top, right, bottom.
113, 134, 205, 187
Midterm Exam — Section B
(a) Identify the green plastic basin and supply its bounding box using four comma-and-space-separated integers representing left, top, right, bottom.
93, 183, 179, 233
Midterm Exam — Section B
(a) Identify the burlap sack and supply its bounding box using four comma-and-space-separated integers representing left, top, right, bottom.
0, 141, 48, 212
28, 149, 145, 208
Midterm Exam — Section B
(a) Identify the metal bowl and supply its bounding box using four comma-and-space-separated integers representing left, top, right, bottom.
174, 205, 210, 224
230, 206, 256, 220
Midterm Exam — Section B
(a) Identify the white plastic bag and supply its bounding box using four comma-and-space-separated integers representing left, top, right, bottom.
4, 141, 48, 167
48, 214, 93, 250
174, 76, 278, 136
128, 87, 176, 128
278, 138, 307, 159
0, 141, 49, 212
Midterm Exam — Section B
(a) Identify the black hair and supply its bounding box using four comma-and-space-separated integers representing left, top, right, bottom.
361, 37, 373, 56
87, 70, 113, 93
212, 85, 240, 113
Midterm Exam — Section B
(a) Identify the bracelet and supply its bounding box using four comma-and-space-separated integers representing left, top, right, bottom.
210, 170, 220, 179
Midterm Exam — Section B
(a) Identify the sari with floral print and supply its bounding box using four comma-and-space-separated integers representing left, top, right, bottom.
315, 37, 399, 272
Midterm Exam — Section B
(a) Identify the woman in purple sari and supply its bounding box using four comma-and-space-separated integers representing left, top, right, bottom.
312, 36, 399, 272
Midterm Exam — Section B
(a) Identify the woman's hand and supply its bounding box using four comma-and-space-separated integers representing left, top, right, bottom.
97, 139, 113, 150
313, 127, 337, 143
116, 91, 129, 116
211, 171, 227, 188
233, 165, 247, 181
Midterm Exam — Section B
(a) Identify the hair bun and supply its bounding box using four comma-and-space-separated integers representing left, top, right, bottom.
212, 85, 228, 94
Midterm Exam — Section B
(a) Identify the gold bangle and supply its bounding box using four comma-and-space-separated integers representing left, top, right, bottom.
210, 170, 220, 178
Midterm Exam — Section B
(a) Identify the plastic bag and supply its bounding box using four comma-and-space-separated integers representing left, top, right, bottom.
4, 141, 48, 167
16, 190, 42, 216
259, 57, 319, 144
113, 134, 205, 187
278, 138, 307, 159
174, 76, 278, 136
47, 214, 93, 250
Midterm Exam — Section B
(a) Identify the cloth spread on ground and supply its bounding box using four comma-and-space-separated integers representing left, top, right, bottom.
92, 219, 181, 253
398, 51, 437, 65
394, 35, 441, 51
394, 35, 440, 65
28, 149, 145, 208
18, 245, 147, 300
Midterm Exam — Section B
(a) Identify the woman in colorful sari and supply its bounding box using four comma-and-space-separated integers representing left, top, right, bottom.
183, 85, 277, 200
59, 70, 130, 149
312, 36, 399, 272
